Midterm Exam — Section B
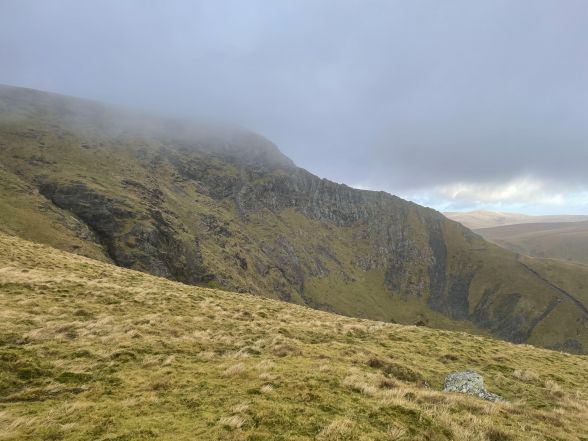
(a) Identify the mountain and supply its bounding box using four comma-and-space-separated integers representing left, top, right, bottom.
1, 232, 587, 440
0, 84, 587, 354
475, 221, 588, 265
444, 210, 588, 230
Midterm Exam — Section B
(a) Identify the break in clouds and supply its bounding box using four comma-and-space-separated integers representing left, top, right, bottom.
1, 0, 587, 213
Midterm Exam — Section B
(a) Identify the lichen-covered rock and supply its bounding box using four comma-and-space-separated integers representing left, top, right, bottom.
443, 370, 503, 401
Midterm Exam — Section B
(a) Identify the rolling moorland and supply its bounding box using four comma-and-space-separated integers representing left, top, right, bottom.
0, 84, 587, 354
474, 221, 588, 265
445, 211, 588, 265
0, 233, 587, 440
444, 211, 588, 230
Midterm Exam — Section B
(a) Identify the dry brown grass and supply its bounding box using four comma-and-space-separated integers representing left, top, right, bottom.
317, 418, 357, 440
512, 368, 539, 382
223, 363, 248, 377
0, 232, 587, 440
219, 415, 246, 430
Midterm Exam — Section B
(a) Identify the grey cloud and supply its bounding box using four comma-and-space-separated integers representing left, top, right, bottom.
1, 0, 587, 210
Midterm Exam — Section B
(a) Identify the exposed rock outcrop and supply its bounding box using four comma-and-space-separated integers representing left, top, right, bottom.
443, 371, 503, 402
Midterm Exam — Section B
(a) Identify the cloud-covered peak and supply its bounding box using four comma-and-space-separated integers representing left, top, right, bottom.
1, 0, 586, 213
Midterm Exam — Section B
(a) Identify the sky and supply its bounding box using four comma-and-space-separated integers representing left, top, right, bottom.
1, 0, 587, 214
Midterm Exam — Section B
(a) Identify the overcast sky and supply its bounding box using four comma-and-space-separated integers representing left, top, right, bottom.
1, 0, 588, 214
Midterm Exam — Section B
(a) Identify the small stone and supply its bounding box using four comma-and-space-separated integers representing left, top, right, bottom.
443, 370, 503, 402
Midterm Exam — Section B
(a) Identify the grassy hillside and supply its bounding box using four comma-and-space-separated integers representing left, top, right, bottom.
1, 84, 587, 354
475, 221, 588, 265
445, 211, 588, 230
518, 256, 588, 311
0, 232, 587, 440
0, 162, 108, 262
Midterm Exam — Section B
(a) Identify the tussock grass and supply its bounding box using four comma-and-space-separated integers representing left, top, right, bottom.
223, 363, 248, 377
316, 418, 357, 440
0, 233, 587, 440
219, 415, 246, 430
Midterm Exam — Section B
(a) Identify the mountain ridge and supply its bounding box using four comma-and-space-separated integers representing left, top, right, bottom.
0, 84, 587, 353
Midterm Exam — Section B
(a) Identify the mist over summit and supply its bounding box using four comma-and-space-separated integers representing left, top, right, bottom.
2, 0, 588, 214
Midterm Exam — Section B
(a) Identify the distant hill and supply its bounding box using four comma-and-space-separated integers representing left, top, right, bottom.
1, 232, 587, 440
1, 84, 587, 353
475, 221, 588, 264
444, 210, 588, 230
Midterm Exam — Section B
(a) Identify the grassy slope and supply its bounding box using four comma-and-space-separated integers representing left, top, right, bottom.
0, 232, 587, 441
518, 256, 588, 308
476, 222, 588, 265
0, 163, 107, 262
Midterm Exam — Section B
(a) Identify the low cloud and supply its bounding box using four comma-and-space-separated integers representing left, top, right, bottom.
400, 177, 588, 214
435, 178, 564, 205
1, 1, 587, 213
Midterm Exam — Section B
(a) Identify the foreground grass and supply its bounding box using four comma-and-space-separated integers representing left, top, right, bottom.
0, 233, 586, 440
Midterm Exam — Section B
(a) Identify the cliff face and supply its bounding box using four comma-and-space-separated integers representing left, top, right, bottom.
1, 84, 586, 353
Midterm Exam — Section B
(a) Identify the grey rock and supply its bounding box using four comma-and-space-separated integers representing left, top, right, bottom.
443, 370, 503, 402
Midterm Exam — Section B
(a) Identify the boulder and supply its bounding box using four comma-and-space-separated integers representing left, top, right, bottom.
443, 370, 503, 401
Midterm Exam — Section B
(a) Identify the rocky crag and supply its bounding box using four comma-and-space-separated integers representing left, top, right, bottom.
1, 84, 586, 353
